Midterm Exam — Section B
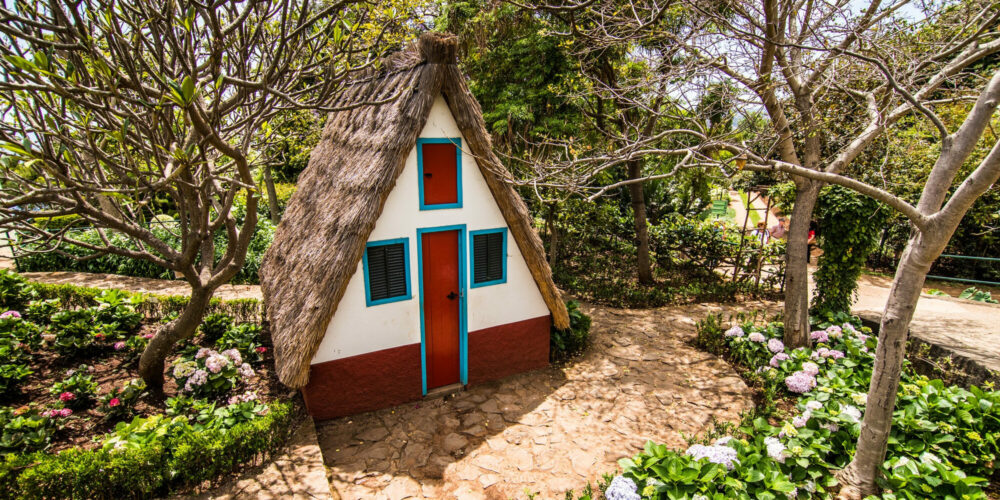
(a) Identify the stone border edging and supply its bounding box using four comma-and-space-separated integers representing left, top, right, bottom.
857, 312, 1000, 389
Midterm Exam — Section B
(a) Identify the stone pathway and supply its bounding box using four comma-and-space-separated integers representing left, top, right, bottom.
316, 302, 768, 500
852, 273, 1000, 373
177, 416, 333, 500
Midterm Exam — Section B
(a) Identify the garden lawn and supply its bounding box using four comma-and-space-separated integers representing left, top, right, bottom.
595, 311, 1000, 500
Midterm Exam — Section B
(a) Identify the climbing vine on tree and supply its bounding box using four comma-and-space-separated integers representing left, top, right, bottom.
811, 185, 886, 315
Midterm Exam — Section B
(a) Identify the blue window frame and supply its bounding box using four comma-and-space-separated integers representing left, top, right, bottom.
469, 228, 507, 288
416, 137, 463, 210
362, 238, 412, 306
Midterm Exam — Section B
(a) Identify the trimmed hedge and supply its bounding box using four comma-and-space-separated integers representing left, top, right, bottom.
4, 272, 263, 324
0, 401, 297, 499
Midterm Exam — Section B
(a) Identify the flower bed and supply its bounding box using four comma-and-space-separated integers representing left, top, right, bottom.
595, 312, 1000, 499
0, 270, 292, 498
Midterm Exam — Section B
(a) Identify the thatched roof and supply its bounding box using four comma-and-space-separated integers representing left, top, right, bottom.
260, 32, 570, 389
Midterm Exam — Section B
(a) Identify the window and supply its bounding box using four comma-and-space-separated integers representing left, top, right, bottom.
417, 138, 462, 210
470, 228, 507, 287
363, 238, 411, 306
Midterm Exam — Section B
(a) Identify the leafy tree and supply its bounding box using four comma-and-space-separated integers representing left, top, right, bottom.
0, 0, 410, 392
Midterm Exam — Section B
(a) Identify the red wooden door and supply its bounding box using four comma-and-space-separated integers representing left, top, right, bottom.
421, 143, 458, 205
422, 230, 461, 389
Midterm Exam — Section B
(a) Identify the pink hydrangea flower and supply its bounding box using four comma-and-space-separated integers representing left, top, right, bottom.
0, 310, 21, 319
255, 346, 268, 353
802, 362, 820, 376
748, 331, 766, 343
109, 397, 121, 407
59, 392, 75, 402
724, 326, 744, 338
826, 325, 843, 338
221, 349, 242, 364
205, 353, 230, 374
239, 363, 255, 380
809, 330, 829, 343
195, 348, 212, 359
767, 338, 785, 353
769, 353, 789, 367
792, 411, 811, 428
113, 341, 126, 351
822, 349, 845, 359
59, 408, 73, 417
142, 333, 154, 339
784, 371, 817, 393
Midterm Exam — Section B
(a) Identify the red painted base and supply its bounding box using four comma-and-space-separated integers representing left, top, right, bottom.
301, 315, 551, 420
301, 343, 422, 420
467, 315, 551, 385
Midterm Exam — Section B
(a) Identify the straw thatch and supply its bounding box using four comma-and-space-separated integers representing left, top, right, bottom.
260, 32, 569, 389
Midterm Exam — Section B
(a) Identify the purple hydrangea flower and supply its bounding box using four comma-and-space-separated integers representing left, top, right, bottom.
685, 441, 740, 470
801, 362, 819, 376
748, 331, 766, 343
113, 341, 126, 351
809, 330, 829, 343
767, 338, 785, 353
769, 353, 790, 367
0, 310, 21, 319
784, 371, 816, 393
195, 347, 211, 359
605, 475, 641, 500
725, 326, 745, 338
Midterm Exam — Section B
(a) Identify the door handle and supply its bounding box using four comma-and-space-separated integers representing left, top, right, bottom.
447, 291, 458, 300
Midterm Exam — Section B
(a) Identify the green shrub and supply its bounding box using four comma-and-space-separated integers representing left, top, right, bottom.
23, 298, 60, 324
0, 407, 56, 454
50, 365, 100, 410
50, 308, 100, 356
811, 185, 886, 315
99, 379, 147, 422
958, 287, 998, 304
200, 312, 233, 344
93, 290, 143, 337
216, 323, 264, 362
0, 401, 294, 499
0, 316, 42, 349
550, 300, 591, 361
0, 270, 32, 311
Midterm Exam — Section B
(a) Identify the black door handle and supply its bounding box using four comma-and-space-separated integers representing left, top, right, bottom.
447, 291, 458, 300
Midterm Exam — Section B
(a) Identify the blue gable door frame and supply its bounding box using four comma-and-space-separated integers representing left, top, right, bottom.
416, 224, 468, 395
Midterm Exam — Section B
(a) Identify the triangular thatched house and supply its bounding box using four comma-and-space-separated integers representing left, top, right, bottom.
260, 32, 569, 420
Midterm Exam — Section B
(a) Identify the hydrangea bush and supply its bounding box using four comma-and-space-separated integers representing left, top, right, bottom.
171, 348, 255, 399
49, 365, 99, 410
604, 315, 1000, 499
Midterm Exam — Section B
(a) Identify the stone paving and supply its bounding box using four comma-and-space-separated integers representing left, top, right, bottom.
316, 302, 770, 499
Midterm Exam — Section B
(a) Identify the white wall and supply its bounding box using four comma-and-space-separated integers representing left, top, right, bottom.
312, 95, 550, 364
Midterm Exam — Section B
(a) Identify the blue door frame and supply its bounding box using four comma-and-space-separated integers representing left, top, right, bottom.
416, 224, 468, 394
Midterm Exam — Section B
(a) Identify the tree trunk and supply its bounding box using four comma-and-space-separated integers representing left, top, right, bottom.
263, 164, 281, 224
837, 233, 936, 498
627, 160, 654, 285
138, 284, 216, 394
783, 179, 820, 347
